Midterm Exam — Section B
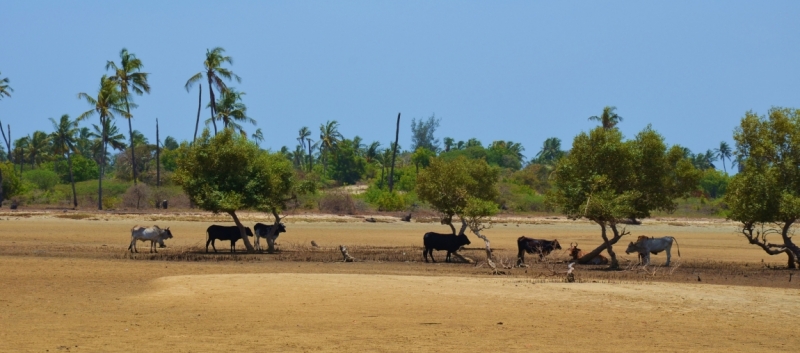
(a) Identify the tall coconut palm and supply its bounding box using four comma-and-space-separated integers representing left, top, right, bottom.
78, 75, 126, 210
588, 106, 623, 130
365, 141, 381, 163
535, 137, 564, 165
13, 136, 29, 175
0, 72, 13, 161
319, 120, 342, 173
27, 131, 50, 169
443, 137, 454, 152
49, 115, 79, 208
297, 127, 312, 171
251, 128, 264, 148
75, 127, 93, 157
714, 141, 733, 173
352, 135, 365, 157
207, 88, 254, 135
107, 48, 150, 185
185, 47, 241, 135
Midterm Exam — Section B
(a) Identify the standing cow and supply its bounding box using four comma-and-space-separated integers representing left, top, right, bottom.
423, 232, 471, 263
625, 236, 681, 266
206, 225, 254, 253
129, 225, 173, 253
516, 237, 562, 266
254, 222, 287, 251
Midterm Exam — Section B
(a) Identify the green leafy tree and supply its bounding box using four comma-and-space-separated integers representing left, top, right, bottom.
207, 88, 254, 135
107, 48, 150, 185
410, 115, 441, 152
443, 137, 454, 152
27, 131, 50, 169
547, 126, 700, 268
185, 47, 241, 135
588, 106, 623, 130
0, 161, 22, 206
411, 147, 435, 174
78, 75, 127, 210
319, 120, 342, 173
328, 139, 365, 185
416, 156, 501, 264
175, 129, 305, 253
163, 136, 179, 150
724, 108, 800, 268
251, 128, 264, 148
49, 114, 80, 208
699, 169, 729, 199
535, 137, 564, 165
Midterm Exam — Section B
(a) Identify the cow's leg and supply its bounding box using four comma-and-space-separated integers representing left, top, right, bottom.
423, 248, 429, 263
129, 240, 136, 253
429, 249, 436, 263
211, 239, 218, 253
665, 247, 671, 266
231, 240, 237, 253
517, 250, 524, 266
206, 238, 212, 253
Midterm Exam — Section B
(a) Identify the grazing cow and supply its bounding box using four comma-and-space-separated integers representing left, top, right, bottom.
566, 243, 609, 265
625, 236, 681, 266
423, 232, 471, 263
206, 225, 254, 253
516, 237, 562, 266
253, 222, 287, 251
128, 225, 173, 253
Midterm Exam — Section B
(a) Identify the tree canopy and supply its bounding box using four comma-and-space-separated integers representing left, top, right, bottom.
547, 126, 700, 267
724, 107, 800, 268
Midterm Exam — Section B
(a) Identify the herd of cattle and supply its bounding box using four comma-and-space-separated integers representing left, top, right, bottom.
129, 224, 681, 266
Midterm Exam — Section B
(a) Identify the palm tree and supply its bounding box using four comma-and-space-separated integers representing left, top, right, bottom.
365, 141, 381, 163
588, 106, 623, 130
207, 88, 254, 135
319, 120, 342, 173
131, 130, 148, 146
466, 138, 482, 148
78, 75, 126, 210
251, 128, 264, 148
535, 137, 563, 165
13, 136, 29, 175
75, 127, 94, 157
352, 136, 365, 157
443, 137, 454, 152
185, 47, 241, 135
290, 145, 305, 169
92, 119, 128, 153
297, 127, 312, 171
714, 141, 733, 173
455, 140, 465, 150
49, 115, 79, 208
107, 48, 150, 185
27, 131, 50, 169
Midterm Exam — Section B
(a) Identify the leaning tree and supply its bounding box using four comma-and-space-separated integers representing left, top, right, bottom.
416, 156, 501, 263
174, 128, 307, 253
724, 108, 800, 269
547, 126, 700, 268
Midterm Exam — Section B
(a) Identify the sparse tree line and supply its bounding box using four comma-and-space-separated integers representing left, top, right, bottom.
1, 52, 797, 266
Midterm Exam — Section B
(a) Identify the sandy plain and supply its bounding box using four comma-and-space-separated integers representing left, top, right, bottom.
0, 211, 798, 352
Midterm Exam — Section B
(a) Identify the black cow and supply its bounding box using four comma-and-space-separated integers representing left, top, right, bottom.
254, 222, 287, 251
423, 232, 471, 263
206, 225, 254, 253
516, 236, 562, 266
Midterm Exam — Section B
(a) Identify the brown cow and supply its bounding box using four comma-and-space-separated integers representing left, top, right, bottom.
567, 243, 609, 265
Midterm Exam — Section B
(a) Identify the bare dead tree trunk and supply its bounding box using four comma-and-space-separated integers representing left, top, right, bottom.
339, 245, 355, 262
98, 116, 106, 210
388, 113, 400, 192
0, 120, 10, 164
193, 84, 202, 144
265, 209, 283, 254
741, 222, 800, 269
228, 210, 255, 252
156, 118, 161, 188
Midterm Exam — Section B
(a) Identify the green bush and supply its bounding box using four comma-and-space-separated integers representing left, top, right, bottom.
0, 162, 23, 201
361, 184, 409, 211
23, 169, 60, 191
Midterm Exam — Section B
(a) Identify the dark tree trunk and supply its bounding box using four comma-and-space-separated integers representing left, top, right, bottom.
266, 209, 283, 254
156, 119, 161, 188
125, 99, 136, 185
0, 121, 10, 164
388, 113, 400, 192
379, 164, 385, 189
207, 76, 218, 135
67, 151, 77, 208
98, 116, 106, 210
307, 138, 313, 172
228, 210, 254, 252
193, 84, 202, 144
0, 166, 4, 207
576, 221, 627, 268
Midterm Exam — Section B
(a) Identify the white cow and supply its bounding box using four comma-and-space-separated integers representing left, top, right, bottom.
129, 225, 174, 253
625, 235, 680, 266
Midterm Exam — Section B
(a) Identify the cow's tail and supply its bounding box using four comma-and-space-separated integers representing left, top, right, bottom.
673, 237, 681, 257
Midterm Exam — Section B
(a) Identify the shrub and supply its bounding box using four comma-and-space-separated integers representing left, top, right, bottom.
122, 184, 152, 209
23, 169, 60, 191
319, 191, 356, 214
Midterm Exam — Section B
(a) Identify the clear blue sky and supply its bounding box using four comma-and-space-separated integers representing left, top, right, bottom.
1, 1, 799, 160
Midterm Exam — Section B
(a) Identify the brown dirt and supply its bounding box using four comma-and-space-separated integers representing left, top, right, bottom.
0, 211, 798, 352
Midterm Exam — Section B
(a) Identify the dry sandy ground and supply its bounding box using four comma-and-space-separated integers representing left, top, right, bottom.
0, 213, 799, 352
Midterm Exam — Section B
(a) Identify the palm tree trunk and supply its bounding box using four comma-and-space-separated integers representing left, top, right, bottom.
67, 151, 77, 208
307, 138, 313, 172
207, 76, 218, 135
98, 116, 106, 210
722, 158, 727, 174
388, 113, 400, 192
125, 99, 136, 185
0, 166, 4, 207
193, 84, 202, 143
